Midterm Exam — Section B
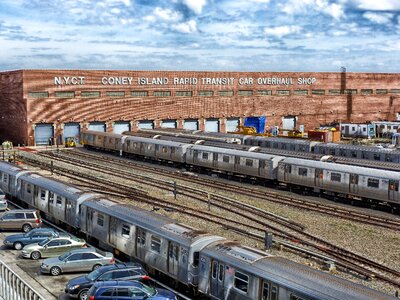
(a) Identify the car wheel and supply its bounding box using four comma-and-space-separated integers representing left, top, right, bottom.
50, 266, 61, 276
92, 264, 101, 271
13, 242, 23, 250
31, 251, 41, 260
78, 289, 88, 300
22, 224, 32, 233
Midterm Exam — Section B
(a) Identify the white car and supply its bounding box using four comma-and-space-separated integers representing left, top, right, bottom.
0, 189, 7, 211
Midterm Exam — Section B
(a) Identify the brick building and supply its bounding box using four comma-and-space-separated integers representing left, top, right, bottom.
0, 69, 399, 146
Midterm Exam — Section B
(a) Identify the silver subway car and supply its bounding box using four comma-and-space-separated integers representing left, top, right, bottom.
278, 158, 400, 204
79, 198, 224, 286
186, 145, 285, 180
0, 162, 31, 197
81, 130, 125, 151
198, 240, 394, 300
244, 136, 319, 153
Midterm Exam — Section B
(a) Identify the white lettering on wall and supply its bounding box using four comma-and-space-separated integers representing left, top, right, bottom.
54, 76, 85, 85
297, 77, 317, 85
138, 77, 169, 85
101, 77, 133, 85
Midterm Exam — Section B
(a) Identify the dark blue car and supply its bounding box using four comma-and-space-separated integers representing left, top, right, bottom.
87, 281, 177, 300
3, 227, 58, 250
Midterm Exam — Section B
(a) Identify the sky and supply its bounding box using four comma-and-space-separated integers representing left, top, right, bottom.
0, 0, 399, 72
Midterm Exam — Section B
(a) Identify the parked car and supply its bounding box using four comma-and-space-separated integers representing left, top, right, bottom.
87, 280, 177, 300
40, 247, 114, 276
0, 189, 6, 211
21, 234, 86, 260
65, 263, 149, 300
3, 228, 59, 250
0, 209, 42, 232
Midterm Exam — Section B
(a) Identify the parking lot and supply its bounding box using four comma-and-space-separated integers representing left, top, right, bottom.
0, 229, 82, 300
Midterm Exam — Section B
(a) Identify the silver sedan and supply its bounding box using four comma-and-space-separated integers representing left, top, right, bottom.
40, 247, 114, 276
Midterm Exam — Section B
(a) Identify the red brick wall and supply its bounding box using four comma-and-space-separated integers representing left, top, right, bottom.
0, 69, 399, 145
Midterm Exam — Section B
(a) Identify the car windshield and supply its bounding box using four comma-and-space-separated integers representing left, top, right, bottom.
58, 252, 70, 261
38, 238, 50, 246
86, 268, 103, 281
24, 231, 34, 237
141, 284, 156, 296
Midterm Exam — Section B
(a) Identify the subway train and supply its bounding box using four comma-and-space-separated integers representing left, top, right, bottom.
81, 130, 400, 208
0, 161, 396, 300
138, 129, 400, 163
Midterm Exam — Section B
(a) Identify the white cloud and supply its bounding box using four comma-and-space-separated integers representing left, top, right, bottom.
352, 0, 400, 11
264, 25, 301, 38
281, 0, 344, 20
363, 12, 393, 24
173, 20, 197, 33
153, 7, 182, 22
182, 0, 207, 14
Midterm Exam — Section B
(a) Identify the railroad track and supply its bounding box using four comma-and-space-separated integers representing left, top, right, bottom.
16, 150, 400, 289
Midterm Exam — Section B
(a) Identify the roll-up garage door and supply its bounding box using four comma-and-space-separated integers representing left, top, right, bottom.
34, 124, 54, 146
89, 122, 106, 132
205, 119, 220, 132
183, 119, 198, 130
161, 120, 177, 129
64, 123, 80, 144
226, 118, 240, 132
282, 116, 296, 130
138, 120, 154, 129
113, 121, 131, 134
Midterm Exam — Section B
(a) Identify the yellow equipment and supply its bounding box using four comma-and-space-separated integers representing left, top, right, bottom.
65, 138, 76, 148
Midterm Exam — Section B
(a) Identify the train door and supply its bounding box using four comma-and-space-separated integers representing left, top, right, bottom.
349, 174, 359, 194
388, 180, 399, 202
284, 164, 291, 181
260, 281, 278, 300
87, 209, 94, 234
136, 227, 146, 261
212, 153, 218, 168
65, 199, 75, 225
234, 156, 240, 172
314, 168, 323, 188
259, 160, 266, 177
109, 217, 118, 246
210, 260, 225, 299
167, 241, 179, 277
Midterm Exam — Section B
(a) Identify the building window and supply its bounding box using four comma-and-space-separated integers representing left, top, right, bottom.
28, 92, 49, 98
298, 168, 308, 176
367, 178, 379, 188
176, 91, 192, 96
121, 224, 130, 238
198, 90, 214, 97
153, 91, 171, 97
218, 90, 234, 96
245, 159, 253, 167
151, 236, 161, 253
97, 214, 104, 227
258, 90, 272, 96
81, 91, 100, 97
234, 271, 249, 293
238, 90, 253, 96
294, 90, 308, 95
361, 89, 373, 95
330, 172, 341, 182
276, 90, 290, 95
312, 89, 325, 95
344, 89, 357, 94
376, 89, 388, 94
390, 89, 400, 94
106, 91, 125, 97
55, 91, 75, 98
328, 89, 340, 95
131, 91, 148, 97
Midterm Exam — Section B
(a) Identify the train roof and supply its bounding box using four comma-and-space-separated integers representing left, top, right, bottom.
189, 144, 286, 160
281, 157, 400, 179
18, 173, 86, 200
247, 136, 316, 145
315, 143, 400, 153
0, 161, 25, 176
125, 135, 192, 148
82, 130, 123, 138
202, 241, 395, 300
83, 199, 216, 246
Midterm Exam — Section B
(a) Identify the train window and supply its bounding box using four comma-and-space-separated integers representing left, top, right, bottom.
49, 192, 54, 203
202, 153, 209, 160
234, 271, 248, 293
26, 184, 31, 194
298, 168, 307, 176
147, 145, 152, 150
245, 159, 253, 167
193, 252, 199, 267
2, 173, 8, 184
162, 146, 168, 153
350, 174, 359, 184
290, 294, 310, 300
339, 149, 345, 156
367, 178, 379, 188
285, 164, 292, 173
351, 151, 357, 158
56, 196, 62, 206
137, 229, 146, 245
171, 147, 175, 154
223, 155, 230, 163
271, 285, 278, 300
262, 282, 270, 299
315, 169, 323, 179
389, 180, 399, 191
121, 224, 130, 238
212, 261, 218, 278
40, 190, 46, 200
97, 214, 104, 227
362, 151, 368, 159
218, 264, 224, 282
151, 236, 161, 253
330, 173, 341, 182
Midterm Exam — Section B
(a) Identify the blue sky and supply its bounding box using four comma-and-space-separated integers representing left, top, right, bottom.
0, 0, 399, 72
